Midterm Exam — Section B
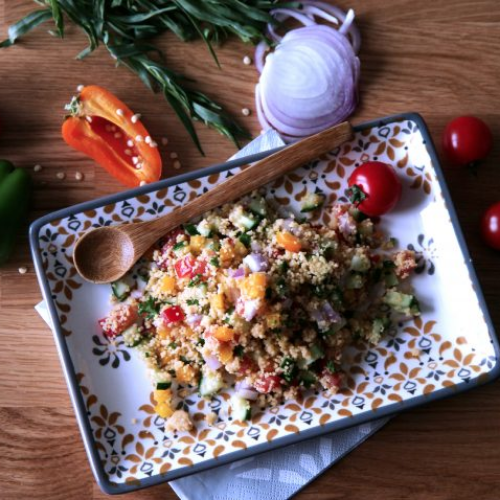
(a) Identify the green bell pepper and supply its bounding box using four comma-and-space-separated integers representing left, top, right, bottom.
0, 160, 32, 265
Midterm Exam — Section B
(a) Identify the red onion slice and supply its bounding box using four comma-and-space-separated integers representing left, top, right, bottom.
243, 253, 269, 272
204, 353, 222, 370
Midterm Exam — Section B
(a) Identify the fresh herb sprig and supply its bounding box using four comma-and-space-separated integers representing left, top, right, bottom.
0, 0, 297, 154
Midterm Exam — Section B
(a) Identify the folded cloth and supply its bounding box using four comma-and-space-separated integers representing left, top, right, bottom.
35, 130, 389, 500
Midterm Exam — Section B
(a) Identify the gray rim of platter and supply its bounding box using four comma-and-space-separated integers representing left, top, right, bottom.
29, 112, 500, 495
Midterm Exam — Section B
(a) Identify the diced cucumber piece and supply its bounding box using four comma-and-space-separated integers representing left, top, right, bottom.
384, 272, 399, 287
123, 324, 142, 347
300, 192, 325, 213
350, 253, 371, 272
184, 224, 200, 236
383, 291, 420, 315
370, 317, 391, 343
237, 212, 259, 230
197, 221, 213, 237
111, 280, 131, 301
248, 197, 268, 217
346, 272, 364, 289
231, 395, 251, 422
298, 370, 317, 388
199, 368, 224, 397
306, 344, 325, 365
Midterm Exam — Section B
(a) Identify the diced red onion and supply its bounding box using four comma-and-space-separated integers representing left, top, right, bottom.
242, 299, 260, 321
310, 308, 325, 324
235, 380, 252, 391
338, 212, 357, 237
251, 240, 262, 252
186, 314, 203, 326
130, 289, 143, 299
243, 253, 269, 272
236, 388, 259, 401
282, 298, 293, 309
321, 302, 342, 323
204, 353, 222, 370
229, 267, 246, 279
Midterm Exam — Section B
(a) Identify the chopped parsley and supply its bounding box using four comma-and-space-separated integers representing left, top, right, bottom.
197, 338, 205, 347
184, 224, 200, 236
187, 299, 199, 306
156, 381, 171, 390
173, 240, 187, 251
210, 257, 220, 267
281, 358, 297, 383
326, 360, 337, 373
233, 345, 244, 357
180, 355, 191, 364
238, 233, 251, 247
188, 274, 203, 287
169, 342, 177, 349
138, 296, 160, 320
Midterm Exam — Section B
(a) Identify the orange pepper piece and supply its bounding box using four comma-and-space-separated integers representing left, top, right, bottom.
276, 231, 302, 252
242, 272, 267, 300
62, 85, 162, 187
213, 326, 235, 342
218, 343, 234, 364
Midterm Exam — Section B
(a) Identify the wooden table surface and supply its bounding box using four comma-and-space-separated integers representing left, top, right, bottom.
1, 1, 500, 499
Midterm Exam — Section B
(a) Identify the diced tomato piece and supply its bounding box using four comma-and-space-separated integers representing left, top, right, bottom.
161, 305, 185, 324
254, 375, 281, 394
320, 369, 343, 390
238, 356, 256, 375
160, 228, 185, 253
175, 255, 206, 279
98, 303, 138, 338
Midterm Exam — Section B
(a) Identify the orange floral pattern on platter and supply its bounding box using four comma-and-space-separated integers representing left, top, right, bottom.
38, 119, 497, 485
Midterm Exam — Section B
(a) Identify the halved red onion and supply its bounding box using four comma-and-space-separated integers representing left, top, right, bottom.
204, 353, 222, 370
243, 253, 269, 272
254, 4, 360, 142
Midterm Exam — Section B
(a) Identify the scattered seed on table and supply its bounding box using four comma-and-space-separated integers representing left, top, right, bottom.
75, 172, 84, 181
309, 171, 318, 180
18, 266, 28, 275
76, 84, 84, 92
131, 418, 138, 425
243, 55, 252, 65
161, 137, 169, 146
242, 108, 251, 116
173, 160, 182, 170
131, 113, 141, 123
170, 152, 178, 159
56, 172, 66, 180
33, 164, 42, 173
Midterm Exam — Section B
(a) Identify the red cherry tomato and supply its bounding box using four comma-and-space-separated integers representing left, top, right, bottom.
320, 370, 343, 390
161, 305, 185, 324
174, 255, 206, 279
442, 116, 493, 167
481, 201, 500, 250
254, 375, 281, 394
347, 161, 402, 217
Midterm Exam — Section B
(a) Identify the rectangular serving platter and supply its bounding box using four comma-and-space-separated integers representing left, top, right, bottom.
30, 113, 499, 494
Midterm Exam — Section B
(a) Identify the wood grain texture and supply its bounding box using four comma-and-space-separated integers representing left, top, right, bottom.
0, 0, 499, 499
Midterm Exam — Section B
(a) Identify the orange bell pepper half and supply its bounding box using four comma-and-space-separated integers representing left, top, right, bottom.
62, 85, 162, 187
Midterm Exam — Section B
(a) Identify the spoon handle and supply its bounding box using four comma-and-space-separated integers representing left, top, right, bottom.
135, 121, 353, 245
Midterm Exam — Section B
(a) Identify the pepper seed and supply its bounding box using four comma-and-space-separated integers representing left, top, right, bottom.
75, 172, 84, 181
127, 139, 134, 148
241, 108, 251, 116
243, 55, 252, 65
131, 113, 141, 123
56, 172, 66, 180
135, 135, 144, 142
116, 109, 124, 117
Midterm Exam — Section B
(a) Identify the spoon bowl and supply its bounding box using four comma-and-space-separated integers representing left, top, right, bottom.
73, 226, 136, 284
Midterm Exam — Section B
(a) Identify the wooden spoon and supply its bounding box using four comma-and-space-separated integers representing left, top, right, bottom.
73, 122, 353, 284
